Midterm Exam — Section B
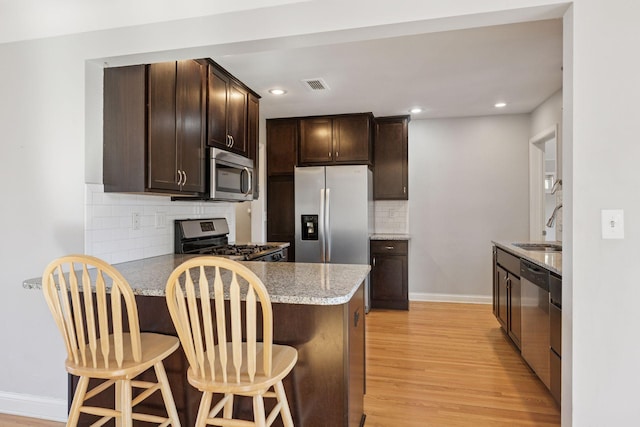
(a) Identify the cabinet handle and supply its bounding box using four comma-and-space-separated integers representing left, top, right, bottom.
372, 256, 376, 267
336, 151, 339, 158
177, 170, 183, 186
403, 186, 407, 194
328, 151, 332, 158
354, 308, 360, 328
183, 171, 187, 186
230, 135, 235, 148
506, 277, 511, 289
385, 246, 395, 250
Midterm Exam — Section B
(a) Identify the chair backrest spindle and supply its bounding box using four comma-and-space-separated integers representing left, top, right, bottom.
165, 257, 274, 385
42, 255, 143, 370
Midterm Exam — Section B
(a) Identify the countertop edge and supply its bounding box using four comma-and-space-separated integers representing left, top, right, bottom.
370, 234, 411, 241
492, 241, 562, 276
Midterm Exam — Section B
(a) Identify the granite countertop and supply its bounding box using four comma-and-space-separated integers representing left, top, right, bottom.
370, 234, 411, 241
24, 254, 370, 306
492, 241, 562, 275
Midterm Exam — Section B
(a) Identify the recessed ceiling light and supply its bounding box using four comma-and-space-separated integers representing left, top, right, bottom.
409, 107, 423, 114
269, 89, 287, 95
494, 102, 507, 108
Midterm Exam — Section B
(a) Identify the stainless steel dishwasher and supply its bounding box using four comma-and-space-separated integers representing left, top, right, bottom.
520, 259, 550, 389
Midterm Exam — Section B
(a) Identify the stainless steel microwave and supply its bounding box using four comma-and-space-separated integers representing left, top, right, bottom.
210, 148, 254, 201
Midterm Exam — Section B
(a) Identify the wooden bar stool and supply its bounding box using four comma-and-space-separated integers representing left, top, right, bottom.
42, 255, 181, 427
165, 256, 298, 427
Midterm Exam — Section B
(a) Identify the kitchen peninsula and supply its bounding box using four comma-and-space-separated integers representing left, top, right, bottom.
24, 255, 370, 427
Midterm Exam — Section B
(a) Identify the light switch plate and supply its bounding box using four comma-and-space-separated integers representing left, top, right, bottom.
601, 209, 624, 239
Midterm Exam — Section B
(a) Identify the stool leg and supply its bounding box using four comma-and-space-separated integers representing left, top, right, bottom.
196, 392, 213, 427
223, 393, 234, 419
67, 376, 89, 427
154, 362, 181, 426
253, 395, 266, 427
120, 379, 132, 427
274, 381, 294, 427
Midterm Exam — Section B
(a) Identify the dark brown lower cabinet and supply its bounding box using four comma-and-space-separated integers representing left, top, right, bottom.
370, 240, 408, 310
493, 247, 521, 349
70, 284, 365, 426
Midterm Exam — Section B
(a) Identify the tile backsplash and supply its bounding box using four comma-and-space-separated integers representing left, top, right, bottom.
85, 183, 235, 264
374, 200, 409, 234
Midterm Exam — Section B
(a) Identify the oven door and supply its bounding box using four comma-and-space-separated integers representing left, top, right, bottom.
210, 148, 253, 201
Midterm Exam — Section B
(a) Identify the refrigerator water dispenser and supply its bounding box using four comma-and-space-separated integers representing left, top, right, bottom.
301, 215, 319, 240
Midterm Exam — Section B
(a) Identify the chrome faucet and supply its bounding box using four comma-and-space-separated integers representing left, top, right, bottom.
546, 203, 563, 227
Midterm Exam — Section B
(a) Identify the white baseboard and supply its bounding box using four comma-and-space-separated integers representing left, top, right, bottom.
0, 391, 67, 422
410, 292, 492, 304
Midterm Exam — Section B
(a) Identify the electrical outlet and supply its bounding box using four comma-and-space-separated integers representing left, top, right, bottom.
132, 212, 141, 230
155, 212, 167, 229
601, 209, 624, 239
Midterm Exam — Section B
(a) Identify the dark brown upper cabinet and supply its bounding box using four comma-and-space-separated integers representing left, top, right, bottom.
207, 63, 250, 157
267, 119, 298, 176
103, 60, 207, 196
298, 113, 373, 166
373, 116, 409, 200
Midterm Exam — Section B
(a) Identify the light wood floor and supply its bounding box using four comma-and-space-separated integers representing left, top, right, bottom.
1, 301, 560, 427
364, 301, 560, 426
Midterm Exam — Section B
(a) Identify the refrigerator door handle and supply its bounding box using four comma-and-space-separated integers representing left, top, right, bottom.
326, 188, 331, 263
319, 188, 326, 263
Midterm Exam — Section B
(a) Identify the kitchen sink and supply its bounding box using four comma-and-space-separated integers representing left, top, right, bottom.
512, 242, 562, 252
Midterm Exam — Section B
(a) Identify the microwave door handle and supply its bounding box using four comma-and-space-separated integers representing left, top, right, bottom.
243, 167, 252, 195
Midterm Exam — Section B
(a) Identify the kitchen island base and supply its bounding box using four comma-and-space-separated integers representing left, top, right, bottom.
70, 283, 365, 427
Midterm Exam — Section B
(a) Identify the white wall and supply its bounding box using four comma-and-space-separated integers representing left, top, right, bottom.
3, 1, 640, 425
408, 115, 531, 302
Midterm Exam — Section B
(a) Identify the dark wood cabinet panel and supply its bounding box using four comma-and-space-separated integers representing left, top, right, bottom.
103, 65, 146, 193
299, 117, 333, 164
370, 240, 408, 310
104, 60, 206, 196
72, 288, 366, 426
267, 119, 297, 175
207, 65, 229, 149
267, 175, 295, 261
175, 59, 207, 194
334, 115, 371, 164
207, 63, 249, 157
148, 61, 179, 191
299, 114, 372, 166
493, 247, 522, 349
374, 116, 409, 200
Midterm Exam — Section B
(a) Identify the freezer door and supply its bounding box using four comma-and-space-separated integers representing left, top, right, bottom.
294, 167, 326, 262
325, 166, 370, 265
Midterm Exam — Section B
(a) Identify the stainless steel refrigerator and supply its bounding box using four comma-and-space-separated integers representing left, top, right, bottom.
294, 165, 373, 309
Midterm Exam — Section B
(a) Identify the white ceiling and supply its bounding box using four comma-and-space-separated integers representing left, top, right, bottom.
0, 1, 562, 121
213, 18, 562, 119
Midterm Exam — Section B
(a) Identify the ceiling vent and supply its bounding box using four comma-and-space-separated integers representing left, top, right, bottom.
301, 78, 330, 91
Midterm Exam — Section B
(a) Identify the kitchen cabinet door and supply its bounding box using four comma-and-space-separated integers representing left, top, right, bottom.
333, 114, 371, 164
207, 64, 249, 157
175, 59, 207, 194
299, 117, 333, 164
374, 116, 409, 200
495, 264, 509, 331
508, 275, 521, 347
267, 119, 298, 175
370, 240, 408, 310
148, 61, 180, 192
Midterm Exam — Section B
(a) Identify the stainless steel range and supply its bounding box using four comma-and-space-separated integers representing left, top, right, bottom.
174, 218, 287, 262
